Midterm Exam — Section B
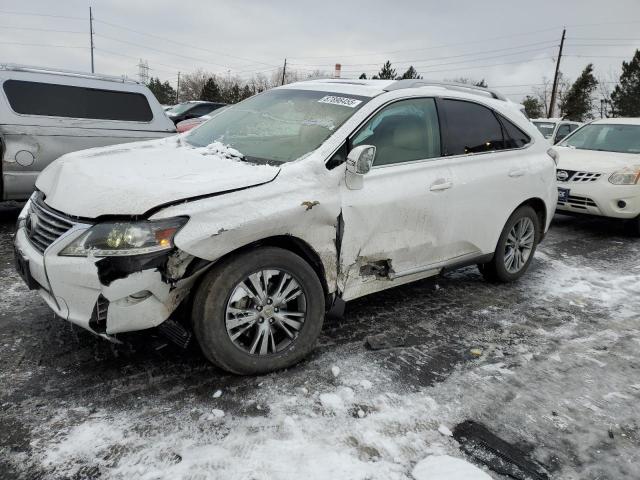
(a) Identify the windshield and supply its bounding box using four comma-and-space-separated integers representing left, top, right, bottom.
186, 89, 369, 164
168, 103, 197, 115
559, 123, 640, 154
533, 121, 556, 139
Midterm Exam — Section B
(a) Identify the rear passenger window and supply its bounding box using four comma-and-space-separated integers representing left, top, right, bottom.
441, 99, 505, 155
351, 98, 441, 166
3, 80, 153, 121
500, 116, 531, 148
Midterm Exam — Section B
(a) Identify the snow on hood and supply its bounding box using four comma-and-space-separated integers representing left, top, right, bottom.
555, 146, 640, 174
36, 137, 280, 218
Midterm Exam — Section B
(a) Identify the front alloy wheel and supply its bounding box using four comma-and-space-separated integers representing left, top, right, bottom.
192, 247, 325, 375
226, 269, 307, 356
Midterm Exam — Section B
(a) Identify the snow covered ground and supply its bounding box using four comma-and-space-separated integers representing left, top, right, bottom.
1, 209, 639, 480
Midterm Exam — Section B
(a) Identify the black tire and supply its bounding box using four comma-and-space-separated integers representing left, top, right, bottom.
478, 205, 541, 283
192, 247, 325, 375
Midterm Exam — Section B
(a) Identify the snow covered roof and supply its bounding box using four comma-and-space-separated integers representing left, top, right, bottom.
279, 79, 395, 97
591, 117, 640, 125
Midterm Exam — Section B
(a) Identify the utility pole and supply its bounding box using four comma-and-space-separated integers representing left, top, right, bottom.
89, 7, 95, 73
176, 72, 180, 104
548, 28, 566, 118
281, 58, 287, 86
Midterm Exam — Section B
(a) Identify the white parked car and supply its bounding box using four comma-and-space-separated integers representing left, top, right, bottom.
14, 79, 557, 374
0, 64, 176, 201
531, 118, 581, 144
554, 118, 640, 234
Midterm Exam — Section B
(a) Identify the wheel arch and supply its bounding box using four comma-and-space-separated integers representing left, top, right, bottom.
190, 234, 331, 303
518, 197, 548, 238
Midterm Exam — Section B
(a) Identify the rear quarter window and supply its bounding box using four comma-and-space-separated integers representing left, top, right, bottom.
499, 115, 531, 148
440, 99, 506, 155
2, 80, 153, 121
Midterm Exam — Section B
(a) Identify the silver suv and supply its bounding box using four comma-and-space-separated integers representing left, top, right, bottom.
0, 64, 175, 201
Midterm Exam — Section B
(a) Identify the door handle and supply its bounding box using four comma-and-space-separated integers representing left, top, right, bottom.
430, 179, 453, 191
509, 169, 526, 178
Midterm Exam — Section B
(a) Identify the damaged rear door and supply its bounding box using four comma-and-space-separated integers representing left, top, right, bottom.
338, 97, 456, 300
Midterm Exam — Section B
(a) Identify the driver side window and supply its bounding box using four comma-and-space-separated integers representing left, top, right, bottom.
351, 98, 441, 166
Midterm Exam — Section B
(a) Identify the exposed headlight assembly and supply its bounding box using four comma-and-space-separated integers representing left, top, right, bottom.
60, 217, 188, 257
609, 169, 640, 185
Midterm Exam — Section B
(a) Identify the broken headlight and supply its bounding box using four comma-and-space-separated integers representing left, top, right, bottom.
60, 217, 188, 257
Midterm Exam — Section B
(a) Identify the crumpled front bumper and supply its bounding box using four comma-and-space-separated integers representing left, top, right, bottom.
14, 225, 196, 337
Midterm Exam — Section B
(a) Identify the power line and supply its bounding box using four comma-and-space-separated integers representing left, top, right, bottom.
0, 25, 85, 34
94, 18, 280, 69
288, 40, 558, 67
94, 33, 233, 71
340, 56, 554, 75
0, 10, 84, 20
0, 40, 87, 49
289, 27, 563, 60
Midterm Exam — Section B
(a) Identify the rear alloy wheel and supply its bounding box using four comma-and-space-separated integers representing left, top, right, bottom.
479, 206, 540, 283
192, 247, 325, 375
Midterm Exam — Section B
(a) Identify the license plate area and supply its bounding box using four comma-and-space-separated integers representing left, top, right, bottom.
558, 187, 570, 203
14, 248, 39, 290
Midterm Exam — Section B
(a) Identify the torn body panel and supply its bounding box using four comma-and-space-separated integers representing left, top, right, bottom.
14, 222, 203, 336
155, 160, 344, 296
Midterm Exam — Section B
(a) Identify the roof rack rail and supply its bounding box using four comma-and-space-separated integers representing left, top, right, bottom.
0, 63, 140, 85
384, 79, 507, 101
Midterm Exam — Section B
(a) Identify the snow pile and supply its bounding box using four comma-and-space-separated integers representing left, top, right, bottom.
192, 141, 245, 160
412, 455, 493, 480
31, 358, 468, 480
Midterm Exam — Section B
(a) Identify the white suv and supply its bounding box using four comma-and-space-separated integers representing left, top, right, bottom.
14, 79, 556, 374
554, 118, 640, 234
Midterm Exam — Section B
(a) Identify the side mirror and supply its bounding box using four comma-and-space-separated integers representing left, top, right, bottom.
346, 145, 376, 175
345, 145, 375, 190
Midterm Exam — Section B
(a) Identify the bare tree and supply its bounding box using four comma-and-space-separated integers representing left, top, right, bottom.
270, 67, 299, 86
178, 69, 211, 101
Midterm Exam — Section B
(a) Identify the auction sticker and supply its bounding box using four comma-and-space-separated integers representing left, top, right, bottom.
318, 96, 363, 108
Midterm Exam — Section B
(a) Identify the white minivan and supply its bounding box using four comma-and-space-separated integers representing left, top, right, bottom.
14, 79, 557, 374
0, 64, 175, 201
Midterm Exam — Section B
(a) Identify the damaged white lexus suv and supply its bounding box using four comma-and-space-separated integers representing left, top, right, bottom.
14, 79, 556, 374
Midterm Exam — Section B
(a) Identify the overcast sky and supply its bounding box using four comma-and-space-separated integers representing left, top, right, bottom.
1, 0, 639, 101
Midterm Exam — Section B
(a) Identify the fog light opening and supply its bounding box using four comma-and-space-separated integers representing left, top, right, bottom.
617, 200, 627, 209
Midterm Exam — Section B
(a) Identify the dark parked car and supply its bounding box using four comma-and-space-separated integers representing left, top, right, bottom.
166, 101, 226, 124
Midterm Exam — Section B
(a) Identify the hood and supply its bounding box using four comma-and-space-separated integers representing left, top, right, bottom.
36, 137, 280, 218
555, 146, 640, 174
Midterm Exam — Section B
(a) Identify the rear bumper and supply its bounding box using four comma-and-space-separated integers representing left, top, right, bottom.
556, 182, 640, 219
13, 224, 196, 337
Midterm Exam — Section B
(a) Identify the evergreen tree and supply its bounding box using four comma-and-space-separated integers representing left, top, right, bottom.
200, 77, 222, 102
240, 84, 253, 101
374, 61, 396, 80
611, 50, 640, 117
359, 73, 367, 80
398, 66, 422, 80
475, 79, 488, 88
147, 77, 177, 105
522, 96, 544, 118
228, 83, 242, 104
559, 64, 598, 121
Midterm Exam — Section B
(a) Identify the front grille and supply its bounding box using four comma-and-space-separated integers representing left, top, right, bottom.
558, 195, 598, 210
556, 169, 602, 182
26, 193, 78, 253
